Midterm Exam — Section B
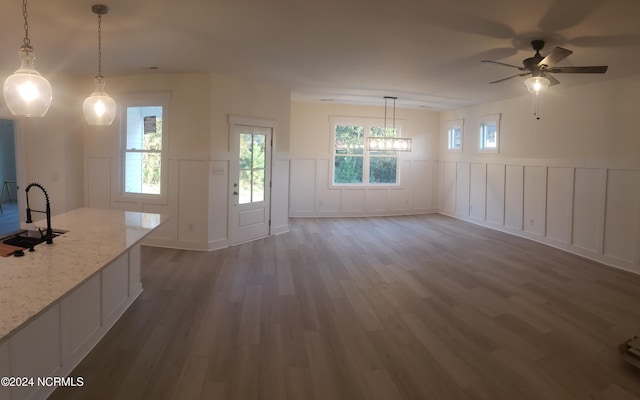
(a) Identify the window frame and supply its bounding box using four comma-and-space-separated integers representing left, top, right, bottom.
446, 119, 464, 152
329, 116, 404, 188
478, 113, 500, 154
118, 91, 171, 205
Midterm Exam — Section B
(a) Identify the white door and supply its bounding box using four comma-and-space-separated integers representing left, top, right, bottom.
229, 124, 272, 244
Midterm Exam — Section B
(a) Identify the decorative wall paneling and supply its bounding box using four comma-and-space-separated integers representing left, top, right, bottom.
440, 160, 640, 275
289, 157, 437, 217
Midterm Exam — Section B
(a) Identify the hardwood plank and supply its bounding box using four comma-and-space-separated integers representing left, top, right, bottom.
237, 284, 262, 345
364, 368, 405, 400
402, 312, 481, 388
339, 279, 383, 332
304, 330, 344, 400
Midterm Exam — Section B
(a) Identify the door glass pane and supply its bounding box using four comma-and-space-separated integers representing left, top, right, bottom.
239, 169, 252, 204
238, 132, 267, 204
239, 134, 253, 169
253, 169, 265, 202
253, 135, 265, 168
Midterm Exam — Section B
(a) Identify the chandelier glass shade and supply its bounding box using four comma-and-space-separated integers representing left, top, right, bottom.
83, 4, 116, 126
3, 0, 52, 117
365, 96, 412, 152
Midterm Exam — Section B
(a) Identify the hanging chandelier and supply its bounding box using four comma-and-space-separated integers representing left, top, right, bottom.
3, 0, 53, 117
83, 4, 116, 125
366, 96, 412, 152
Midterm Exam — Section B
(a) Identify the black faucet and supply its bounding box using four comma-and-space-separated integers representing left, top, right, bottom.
25, 182, 53, 244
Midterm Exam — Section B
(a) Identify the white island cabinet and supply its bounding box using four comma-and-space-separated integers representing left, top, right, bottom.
0, 208, 167, 400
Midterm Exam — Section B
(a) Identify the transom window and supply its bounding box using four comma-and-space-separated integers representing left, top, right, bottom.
331, 116, 402, 186
479, 113, 500, 153
447, 119, 463, 151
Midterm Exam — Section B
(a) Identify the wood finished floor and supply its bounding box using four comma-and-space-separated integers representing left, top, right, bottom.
50, 214, 640, 400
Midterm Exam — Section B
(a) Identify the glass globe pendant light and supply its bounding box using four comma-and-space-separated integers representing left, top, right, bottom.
83, 4, 116, 126
524, 76, 550, 95
3, 0, 53, 117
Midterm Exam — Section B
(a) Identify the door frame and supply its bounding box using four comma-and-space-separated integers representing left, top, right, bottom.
227, 115, 277, 245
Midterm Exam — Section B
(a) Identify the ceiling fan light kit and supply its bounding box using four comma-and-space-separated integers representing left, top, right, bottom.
482, 39, 608, 119
524, 76, 550, 95
483, 39, 608, 93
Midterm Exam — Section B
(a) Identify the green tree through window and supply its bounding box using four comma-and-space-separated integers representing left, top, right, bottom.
332, 119, 401, 185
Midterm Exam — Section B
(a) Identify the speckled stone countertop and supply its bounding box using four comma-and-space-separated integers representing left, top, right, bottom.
0, 207, 168, 340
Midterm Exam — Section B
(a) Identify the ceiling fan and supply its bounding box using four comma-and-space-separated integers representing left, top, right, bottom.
482, 39, 608, 92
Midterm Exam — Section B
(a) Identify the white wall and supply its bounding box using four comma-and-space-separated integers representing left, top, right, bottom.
84, 72, 291, 250
208, 73, 291, 249
289, 101, 439, 217
0, 74, 85, 218
84, 73, 212, 249
438, 74, 640, 275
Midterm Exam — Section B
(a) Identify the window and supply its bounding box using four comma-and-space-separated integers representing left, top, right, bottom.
331, 116, 402, 186
447, 119, 463, 151
120, 92, 170, 203
479, 113, 500, 153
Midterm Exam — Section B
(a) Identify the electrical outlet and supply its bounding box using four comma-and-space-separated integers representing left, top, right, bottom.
529, 218, 534, 225
188, 223, 194, 231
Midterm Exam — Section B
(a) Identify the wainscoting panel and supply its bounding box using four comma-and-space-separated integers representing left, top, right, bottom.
504, 165, 524, 230
439, 158, 640, 275
523, 166, 546, 237
366, 189, 390, 213
545, 167, 573, 245
177, 160, 209, 243
486, 164, 505, 226
342, 189, 366, 213
289, 156, 437, 217
603, 169, 640, 263
315, 159, 342, 214
455, 162, 470, 216
469, 163, 487, 221
290, 158, 317, 214
572, 168, 606, 253
412, 160, 434, 211
442, 161, 456, 214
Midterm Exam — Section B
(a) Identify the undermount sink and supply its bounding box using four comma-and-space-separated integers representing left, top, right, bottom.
2, 229, 68, 250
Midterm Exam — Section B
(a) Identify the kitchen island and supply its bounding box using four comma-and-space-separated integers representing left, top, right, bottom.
0, 208, 168, 400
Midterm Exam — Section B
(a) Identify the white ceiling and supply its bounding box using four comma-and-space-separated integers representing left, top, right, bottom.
1, 0, 639, 110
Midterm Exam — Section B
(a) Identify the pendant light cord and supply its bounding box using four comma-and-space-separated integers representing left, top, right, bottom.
97, 11, 103, 77
22, 0, 31, 47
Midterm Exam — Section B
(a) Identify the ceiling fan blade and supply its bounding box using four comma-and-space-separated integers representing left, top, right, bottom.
538, 0, 604, 31
481, 60, 526, 70
546, 74, 560, 86
546, 66, 608, 73
489, 72, 530, 84
538, 47, 573, 68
